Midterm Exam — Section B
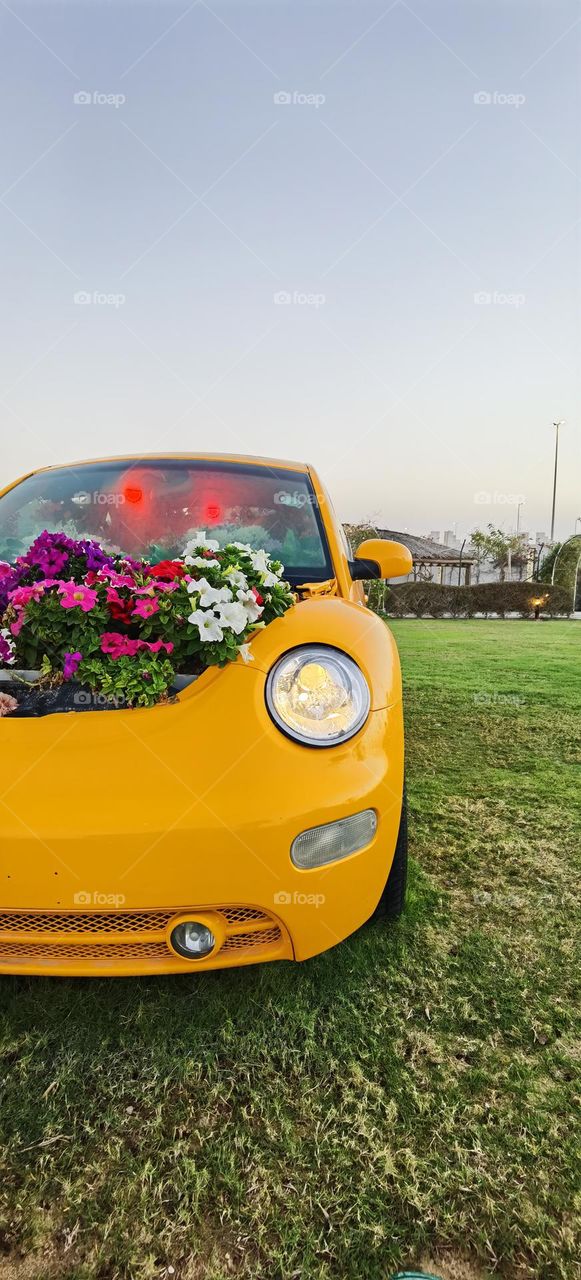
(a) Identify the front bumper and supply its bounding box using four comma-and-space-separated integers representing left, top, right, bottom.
0, 663, 404, 976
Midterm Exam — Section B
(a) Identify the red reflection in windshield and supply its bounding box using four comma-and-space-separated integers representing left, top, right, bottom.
123, 485, 144, 505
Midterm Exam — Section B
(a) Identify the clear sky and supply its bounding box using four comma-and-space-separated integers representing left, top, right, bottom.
1, 0, 579, 540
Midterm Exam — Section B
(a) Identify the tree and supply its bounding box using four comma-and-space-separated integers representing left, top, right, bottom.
539, 543, 561, 582
468, 530, 491, 584
469, 525, 530, 582
540, 536, 581, 608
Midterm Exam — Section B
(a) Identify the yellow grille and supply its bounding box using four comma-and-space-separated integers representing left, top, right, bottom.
0, 910, 174, 935
0, 906, 287, 974
220, 907, 268, 924
0, 940, 167, 961
222, 928, 281, 951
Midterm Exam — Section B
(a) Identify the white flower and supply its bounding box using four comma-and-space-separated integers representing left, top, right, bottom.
236, 588, 264, 623
261, 569, 280, 588
0, 628, 16, 665
239, 644, 254, 664
249, 548, 270, 574
223, 567, 248, 590
187, 577, 233, 607
214, 601, 248, 634
183, 531, 220, 556
187, 609, 224, 642
184, 555, 220, 569
231, 541, 254, 554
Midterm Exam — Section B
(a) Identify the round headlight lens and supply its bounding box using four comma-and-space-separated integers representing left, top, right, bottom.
266, 646, 370, 746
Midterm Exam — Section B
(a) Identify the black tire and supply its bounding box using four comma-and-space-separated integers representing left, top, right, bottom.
375, 786, 408, 920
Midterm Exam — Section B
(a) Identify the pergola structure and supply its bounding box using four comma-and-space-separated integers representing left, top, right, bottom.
376, 528, 476, 586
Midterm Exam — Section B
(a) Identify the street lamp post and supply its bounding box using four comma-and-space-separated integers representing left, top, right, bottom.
550, 420, 565, 542
516, 500, 524, 534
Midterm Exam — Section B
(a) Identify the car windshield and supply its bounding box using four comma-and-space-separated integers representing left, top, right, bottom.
0, 459, 332, 582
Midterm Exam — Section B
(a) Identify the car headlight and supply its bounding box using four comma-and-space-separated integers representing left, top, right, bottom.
266, 646, 370, 746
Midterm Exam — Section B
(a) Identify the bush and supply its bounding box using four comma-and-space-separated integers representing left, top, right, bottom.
375, 580, 571, 619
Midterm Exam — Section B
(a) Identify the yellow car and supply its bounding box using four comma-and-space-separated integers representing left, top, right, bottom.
0, 454, 412, 977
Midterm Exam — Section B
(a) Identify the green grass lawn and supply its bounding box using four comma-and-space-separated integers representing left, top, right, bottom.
0, 621, 579, 1280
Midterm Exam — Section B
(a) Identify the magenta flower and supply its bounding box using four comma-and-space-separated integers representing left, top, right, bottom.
99, 632, 173, 660
63, 651, 83, 680
58, 581, 99, 612
146, 639, 173, 655
132, 597, 160, 619
100, 632, 137, 658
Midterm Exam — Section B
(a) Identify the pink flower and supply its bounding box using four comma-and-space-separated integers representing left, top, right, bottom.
100, 632, 138, 658
98, 569, 136, 589
99, 632, 173, 659
58, 581, 99, 612
146, 639, 173, 655
132, 597, 160, 619
8, 585, 44, 608
0, 563, 12, 581
105, 587, 125, 606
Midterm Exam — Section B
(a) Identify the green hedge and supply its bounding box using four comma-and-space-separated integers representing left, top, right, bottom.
371, 579, 572, 619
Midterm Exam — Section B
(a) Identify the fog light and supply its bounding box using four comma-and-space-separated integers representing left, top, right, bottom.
170, 920, 216, 959
291, 809, 377, 869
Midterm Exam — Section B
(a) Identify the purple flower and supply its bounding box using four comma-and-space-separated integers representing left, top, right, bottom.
0, 532, 118, 609
0, 568, 22, 614
63, 651, 83, 680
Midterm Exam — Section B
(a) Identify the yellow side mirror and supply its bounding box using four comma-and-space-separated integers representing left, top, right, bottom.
352, 538, 413, 580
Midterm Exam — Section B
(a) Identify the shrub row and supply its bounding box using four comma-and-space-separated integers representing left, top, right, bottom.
368, 579, 572, 618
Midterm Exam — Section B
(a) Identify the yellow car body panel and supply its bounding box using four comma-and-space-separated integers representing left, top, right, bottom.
0, 454, 407, 976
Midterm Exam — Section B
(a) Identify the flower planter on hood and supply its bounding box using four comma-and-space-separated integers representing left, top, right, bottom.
0, 530, 294, 713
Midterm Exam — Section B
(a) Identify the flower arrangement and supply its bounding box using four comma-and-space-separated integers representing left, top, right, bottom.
0, 530, 294, 712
